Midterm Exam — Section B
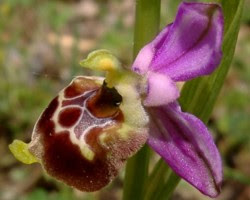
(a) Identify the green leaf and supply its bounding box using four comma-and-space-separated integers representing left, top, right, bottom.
150, 0, 245, 199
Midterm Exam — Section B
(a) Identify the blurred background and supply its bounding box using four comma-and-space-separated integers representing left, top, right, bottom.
0, 0, 249, 199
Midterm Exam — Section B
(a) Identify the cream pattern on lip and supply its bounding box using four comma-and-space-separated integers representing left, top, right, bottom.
50, 79, 116, 161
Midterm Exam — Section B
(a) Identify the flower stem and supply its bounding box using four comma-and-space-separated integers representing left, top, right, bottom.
144, 159, 169, 200
122, 0, 161, 200
132, 0, 161, 58
155, 171, 180, 200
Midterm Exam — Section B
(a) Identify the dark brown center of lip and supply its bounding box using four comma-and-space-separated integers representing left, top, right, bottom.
86, 81, 123, 118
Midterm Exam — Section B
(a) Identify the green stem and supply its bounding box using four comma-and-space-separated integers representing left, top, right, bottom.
144, 159, 169, 200
123, 0, 161, 200
133, 0, 161, 58
155, 171, 180, 200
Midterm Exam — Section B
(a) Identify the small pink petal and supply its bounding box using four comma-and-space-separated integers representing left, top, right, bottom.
143, 72, 179, 107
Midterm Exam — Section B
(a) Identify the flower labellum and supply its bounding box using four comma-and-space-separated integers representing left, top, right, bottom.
9, 2, 224, 198
10, 55, 149, 191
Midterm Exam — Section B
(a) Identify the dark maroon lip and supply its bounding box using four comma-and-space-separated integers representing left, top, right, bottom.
30, 77, 124, 191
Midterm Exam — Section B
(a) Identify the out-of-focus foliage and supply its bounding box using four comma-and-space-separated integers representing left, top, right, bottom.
0, 0, 249, 200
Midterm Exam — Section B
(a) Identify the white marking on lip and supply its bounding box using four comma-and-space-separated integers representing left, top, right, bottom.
50, 77, 114, 160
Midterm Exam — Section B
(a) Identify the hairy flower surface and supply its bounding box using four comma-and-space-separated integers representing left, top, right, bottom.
9, 2, 224, 198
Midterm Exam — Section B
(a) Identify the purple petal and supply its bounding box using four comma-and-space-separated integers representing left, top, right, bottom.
143, 72, 179, 107
132, 24, 171, 74
132, 2, 224, 81
147, 102, 222, 197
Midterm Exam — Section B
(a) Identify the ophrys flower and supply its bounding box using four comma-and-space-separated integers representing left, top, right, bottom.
9, 2, 224, 197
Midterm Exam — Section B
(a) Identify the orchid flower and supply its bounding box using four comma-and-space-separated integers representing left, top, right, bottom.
9, 2, 224, 198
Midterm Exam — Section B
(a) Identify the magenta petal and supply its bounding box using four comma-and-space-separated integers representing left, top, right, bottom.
132, 24, 171, 74
147, 102, 222, 197
132, 2, 224, 81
